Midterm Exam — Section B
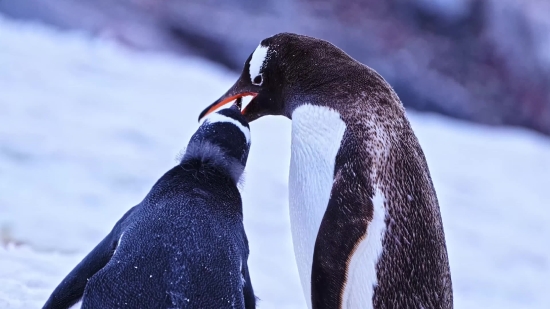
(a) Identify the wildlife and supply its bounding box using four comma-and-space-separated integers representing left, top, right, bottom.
199, 33, 453, 309
43, 105, 256, 309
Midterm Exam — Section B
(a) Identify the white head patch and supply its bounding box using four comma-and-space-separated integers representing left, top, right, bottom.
200, 112, 251, 144
249, 44, 269, 84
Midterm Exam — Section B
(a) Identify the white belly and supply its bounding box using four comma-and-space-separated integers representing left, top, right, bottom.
289, 104, 346, 309
289, 104, 387, 309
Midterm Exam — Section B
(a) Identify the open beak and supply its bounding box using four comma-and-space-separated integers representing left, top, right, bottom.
198, 92, 257, 121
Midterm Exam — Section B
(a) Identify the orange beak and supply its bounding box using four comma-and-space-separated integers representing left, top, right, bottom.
199, 92, 257, 121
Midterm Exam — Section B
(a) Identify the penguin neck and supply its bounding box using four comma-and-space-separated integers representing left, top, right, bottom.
288, 103, 347, 308
181, 141, 245, 186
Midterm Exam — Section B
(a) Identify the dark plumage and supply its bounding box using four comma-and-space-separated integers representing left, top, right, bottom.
200, 33, 453, 309
43, 106, 256, 309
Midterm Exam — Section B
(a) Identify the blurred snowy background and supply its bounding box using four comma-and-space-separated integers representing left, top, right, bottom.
0, 0, 549, 308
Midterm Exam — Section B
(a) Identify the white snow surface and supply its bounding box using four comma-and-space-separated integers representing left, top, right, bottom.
0, 15, 549, 308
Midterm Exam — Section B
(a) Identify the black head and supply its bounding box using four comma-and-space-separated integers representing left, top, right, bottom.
184, 105, 251, 183
198, 33, 356, 122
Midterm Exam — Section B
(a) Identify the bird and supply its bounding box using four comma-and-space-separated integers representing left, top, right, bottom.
199, 33, 453, 309
43, 105, 256, 309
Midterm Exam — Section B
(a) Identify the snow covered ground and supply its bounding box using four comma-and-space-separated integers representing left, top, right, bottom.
0, 15, 549, 309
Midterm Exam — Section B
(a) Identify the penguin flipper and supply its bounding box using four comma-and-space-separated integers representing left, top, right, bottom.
311, 160, 372, 309
42, 206, 138, 309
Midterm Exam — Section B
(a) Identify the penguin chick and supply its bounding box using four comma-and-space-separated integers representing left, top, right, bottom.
43, 106, 256, 309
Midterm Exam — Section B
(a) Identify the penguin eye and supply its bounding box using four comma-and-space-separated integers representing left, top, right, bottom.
252, 74, 263, 85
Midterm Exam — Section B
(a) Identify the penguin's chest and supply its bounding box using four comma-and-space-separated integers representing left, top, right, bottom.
289, 104, 347, 308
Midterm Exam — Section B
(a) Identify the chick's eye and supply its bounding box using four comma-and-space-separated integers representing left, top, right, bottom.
253, 75, 262, 85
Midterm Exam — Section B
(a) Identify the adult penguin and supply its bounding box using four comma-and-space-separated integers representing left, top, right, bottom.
199, 33, 453, 309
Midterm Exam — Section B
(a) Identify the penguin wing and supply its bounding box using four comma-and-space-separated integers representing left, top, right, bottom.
311, 159, 372, 308
42, 206, 138, 309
